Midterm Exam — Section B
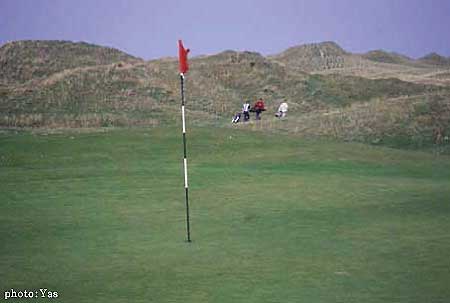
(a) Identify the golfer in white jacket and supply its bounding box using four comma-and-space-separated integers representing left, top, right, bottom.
276, 102, 288, 118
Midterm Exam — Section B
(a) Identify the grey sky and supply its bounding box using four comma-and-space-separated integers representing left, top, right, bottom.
1, 0, 449, 59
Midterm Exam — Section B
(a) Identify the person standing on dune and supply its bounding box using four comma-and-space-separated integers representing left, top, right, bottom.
252, 98, 266, 120
242, 100, 251, 122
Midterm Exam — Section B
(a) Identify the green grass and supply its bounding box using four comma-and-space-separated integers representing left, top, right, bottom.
1, 127, 450, 302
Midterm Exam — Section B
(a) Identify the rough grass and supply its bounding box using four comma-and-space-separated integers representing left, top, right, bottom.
241, 94, 450, 151
1, 127, 449, 302
304, 74, 444, 106
0, 40, 140, 84
3, 40, 448, 128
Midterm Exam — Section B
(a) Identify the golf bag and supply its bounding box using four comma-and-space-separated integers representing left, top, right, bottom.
232, 112, 241, 123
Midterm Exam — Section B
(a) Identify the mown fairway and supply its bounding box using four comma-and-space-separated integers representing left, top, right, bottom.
1, 127, 449, 302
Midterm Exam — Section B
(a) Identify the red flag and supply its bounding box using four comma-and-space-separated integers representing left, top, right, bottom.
178, 40, 190, 74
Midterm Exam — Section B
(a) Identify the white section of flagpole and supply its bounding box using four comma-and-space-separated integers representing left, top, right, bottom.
183, 158, 188, 188
180, 73, 191, 242
182, 105, 186, 134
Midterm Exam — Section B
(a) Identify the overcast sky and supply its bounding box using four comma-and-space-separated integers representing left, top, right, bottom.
1, 0, 449, 59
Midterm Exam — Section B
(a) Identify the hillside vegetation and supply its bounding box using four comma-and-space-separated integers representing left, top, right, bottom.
0, 40, 140, 84
1, 40, 450, 148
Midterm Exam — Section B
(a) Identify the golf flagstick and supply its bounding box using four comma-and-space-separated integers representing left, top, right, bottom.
178, 40, 191, 242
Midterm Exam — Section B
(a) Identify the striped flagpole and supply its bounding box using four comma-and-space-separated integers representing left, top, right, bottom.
180, 73, 191, 242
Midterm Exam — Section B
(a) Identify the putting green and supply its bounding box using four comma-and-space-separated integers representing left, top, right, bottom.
1, 127, 449, 302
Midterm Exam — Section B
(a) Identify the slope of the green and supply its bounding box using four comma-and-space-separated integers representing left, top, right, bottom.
1, 127, 449, 302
